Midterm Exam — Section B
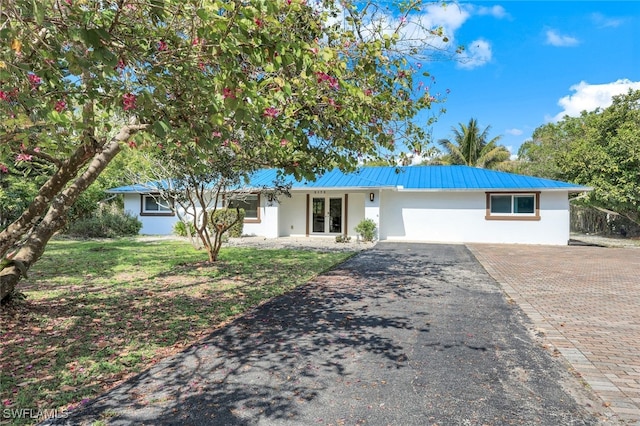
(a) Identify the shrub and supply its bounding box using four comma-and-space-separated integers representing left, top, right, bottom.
355, 218, 377, 242
66, 204, 142, 238
173, 220, 196, 237
209, 208, 245, 238
335, 234, 351, 243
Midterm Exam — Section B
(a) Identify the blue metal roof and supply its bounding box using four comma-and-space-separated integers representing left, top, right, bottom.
108, 166, 591, 193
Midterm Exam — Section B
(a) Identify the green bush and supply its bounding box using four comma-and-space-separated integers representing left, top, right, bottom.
173, 220, 196, 237
209, 208, 245, 238
335, 234, 351, 243
66, 204, 142, 238
355, 218, 377, 242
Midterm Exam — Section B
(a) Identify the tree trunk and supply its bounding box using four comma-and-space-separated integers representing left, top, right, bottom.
1, 124, 147, 302
0, 144, 94, 257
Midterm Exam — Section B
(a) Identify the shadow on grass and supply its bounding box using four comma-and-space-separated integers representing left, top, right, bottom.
0, 239, 354, 423
51, 244, 442, 425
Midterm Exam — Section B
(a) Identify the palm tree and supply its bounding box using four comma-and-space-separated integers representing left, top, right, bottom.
434, 118, 511, 169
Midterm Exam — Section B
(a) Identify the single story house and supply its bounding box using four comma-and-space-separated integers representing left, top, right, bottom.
107, 165, 591, 245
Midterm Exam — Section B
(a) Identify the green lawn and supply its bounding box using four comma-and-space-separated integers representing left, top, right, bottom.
0, 237, 354, 424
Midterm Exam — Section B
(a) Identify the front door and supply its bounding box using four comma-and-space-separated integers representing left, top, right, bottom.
312, 197, 342, 234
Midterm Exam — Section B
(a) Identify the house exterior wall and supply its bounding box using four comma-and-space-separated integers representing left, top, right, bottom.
125, 189, 571, 245
347, 193, 366, 237
278, 193, 307, 237
243, 198, 279, 238
124, 194, 176, 235
277, 191, 366, 238
125, 193, 278, 237
379, 190, 570, 245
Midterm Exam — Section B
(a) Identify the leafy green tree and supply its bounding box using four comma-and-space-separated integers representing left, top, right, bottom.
516, 116, 585, 179
518, 90, 640, 224
433, 118, 510, 169
0, 0, 454, 301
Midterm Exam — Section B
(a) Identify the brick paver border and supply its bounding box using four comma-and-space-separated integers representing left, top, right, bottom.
468, 244, 640, 424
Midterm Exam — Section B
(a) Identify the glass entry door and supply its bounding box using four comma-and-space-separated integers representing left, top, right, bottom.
312, 197, 342, 234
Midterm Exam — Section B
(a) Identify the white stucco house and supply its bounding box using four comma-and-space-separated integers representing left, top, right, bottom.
107, 165, 591, 245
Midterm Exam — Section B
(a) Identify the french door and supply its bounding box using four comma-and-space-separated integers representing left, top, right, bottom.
312, 197, 343, 234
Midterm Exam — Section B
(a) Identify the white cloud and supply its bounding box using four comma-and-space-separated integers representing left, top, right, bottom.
552, 79, 640, 122
545, 30, 579, 47
457, 39, 492, 69
505, 128, 523, 136
591, 12, 626, 28
476, 5, 509, 19
352, 3, 502, 68
357, 3, 471, 53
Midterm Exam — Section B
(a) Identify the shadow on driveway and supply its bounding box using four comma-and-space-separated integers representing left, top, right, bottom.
49, 243, 598, 425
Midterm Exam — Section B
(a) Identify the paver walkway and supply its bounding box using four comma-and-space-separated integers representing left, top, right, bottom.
468, 244, 640, 424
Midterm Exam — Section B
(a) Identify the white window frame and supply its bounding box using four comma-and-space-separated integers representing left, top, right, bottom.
485, 192, 540, 221
141, 194, 173, 216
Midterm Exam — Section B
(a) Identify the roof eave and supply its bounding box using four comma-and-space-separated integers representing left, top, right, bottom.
394, 187, 593, 192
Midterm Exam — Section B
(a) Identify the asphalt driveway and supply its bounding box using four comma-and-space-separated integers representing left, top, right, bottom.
50, 243, 598, 425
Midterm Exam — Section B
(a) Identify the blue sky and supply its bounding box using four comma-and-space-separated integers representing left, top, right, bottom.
407, 1, 640, 159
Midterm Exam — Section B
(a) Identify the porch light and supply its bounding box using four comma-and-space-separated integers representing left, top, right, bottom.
369, 192, 375, 202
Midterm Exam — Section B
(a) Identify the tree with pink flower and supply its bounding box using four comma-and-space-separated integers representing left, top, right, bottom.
0, 0, 455, 301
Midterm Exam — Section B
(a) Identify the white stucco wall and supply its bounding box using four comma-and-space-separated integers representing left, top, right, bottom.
125, 189, 572, 245
379, 190, 571, 245
125, 193, 279, 237
124, 194, 177, 235
278, 193, 308, 237
243, 197, 279, 238
347, 193, 366, 237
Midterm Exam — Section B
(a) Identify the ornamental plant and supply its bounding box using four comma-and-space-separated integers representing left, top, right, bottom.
0, 0, 454, 301
355, 218, 377, 242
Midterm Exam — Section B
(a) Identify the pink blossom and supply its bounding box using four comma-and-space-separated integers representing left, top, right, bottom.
399, 16, 407, 24
54, 100, 66, 112
157, 40, 168, 51
115, 58, 126, 72
198, 62, 206, 71
28, 73, 41, 89
255, 19, 263, 28
16, 153, 32, 162
263, 107, 280, 118
123, 93, 136, 110
280, 139, 288, 147
128, 141, 137, 148
65, 0, 72, 5
212, 131, 222, 137
33, 147, 40, 153
0, 164, 8, 173
192, 37, 201, 46
310, 47, 319, 55
316, 72, 339, 90
3, 399, 11, 407
222, 88, 235, 99
364, 89, 373, 96
0, 91, 8, 101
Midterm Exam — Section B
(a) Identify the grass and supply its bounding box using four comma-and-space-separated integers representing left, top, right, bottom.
0, 237, 354, 425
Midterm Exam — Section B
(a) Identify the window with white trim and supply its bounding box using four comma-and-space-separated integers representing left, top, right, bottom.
141, 194, 173, 215
228, 194, 260, 222
486, 192, 540, 221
